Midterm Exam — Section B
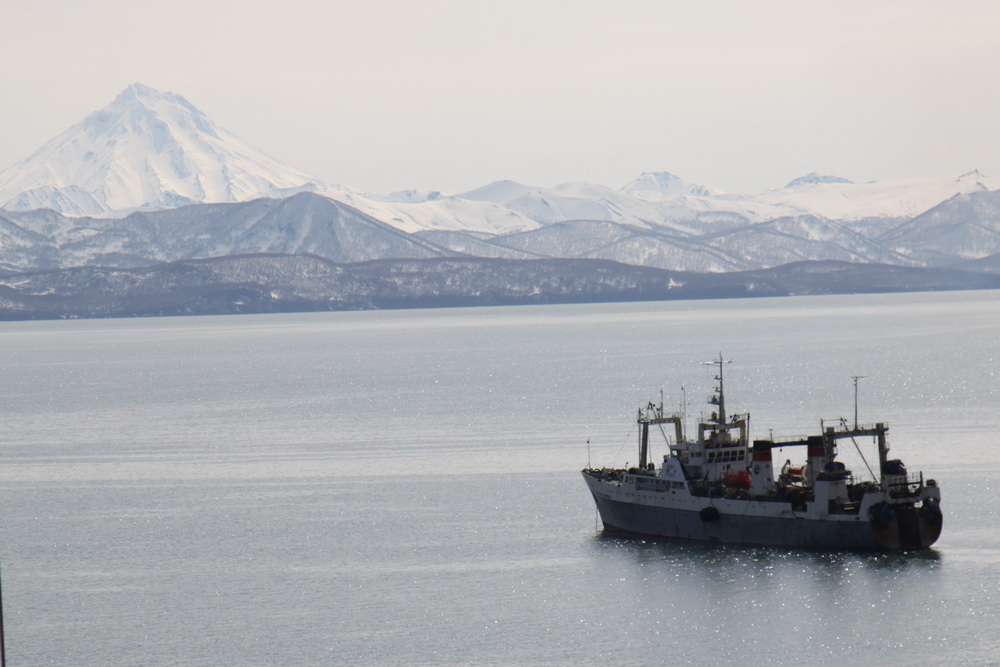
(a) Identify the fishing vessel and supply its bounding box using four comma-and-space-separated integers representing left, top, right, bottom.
582, 356, 942, 550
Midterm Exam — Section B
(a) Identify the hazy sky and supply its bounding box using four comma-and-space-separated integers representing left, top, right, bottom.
3, 0, 998, 195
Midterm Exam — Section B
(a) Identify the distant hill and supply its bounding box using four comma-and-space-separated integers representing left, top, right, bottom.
877, 189, 1000, 266
1, 254, 997, 321
0, 192, 453, 272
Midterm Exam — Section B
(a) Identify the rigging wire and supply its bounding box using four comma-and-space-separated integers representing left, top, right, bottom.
841, 417, 877, 480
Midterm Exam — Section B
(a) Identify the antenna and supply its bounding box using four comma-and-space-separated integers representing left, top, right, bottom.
851, 375, 865, 429
1, 558, 6, 667
680, 385, 687, 441
703, 353, 733, 424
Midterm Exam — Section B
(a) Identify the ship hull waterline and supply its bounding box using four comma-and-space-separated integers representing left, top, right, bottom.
585, 476, 942, 551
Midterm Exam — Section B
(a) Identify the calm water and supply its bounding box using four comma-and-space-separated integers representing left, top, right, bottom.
1, 291, 998, 665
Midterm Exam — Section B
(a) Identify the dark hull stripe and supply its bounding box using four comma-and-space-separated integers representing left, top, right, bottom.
590, 490, 940, 550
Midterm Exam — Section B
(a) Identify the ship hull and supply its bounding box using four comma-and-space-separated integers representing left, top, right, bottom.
584, 358, 943, 551
585, 476, 941, 551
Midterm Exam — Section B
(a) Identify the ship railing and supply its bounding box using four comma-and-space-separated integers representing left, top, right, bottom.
825, 422, 888, 439
583, 468, 625, 483
885, 471, 924, 500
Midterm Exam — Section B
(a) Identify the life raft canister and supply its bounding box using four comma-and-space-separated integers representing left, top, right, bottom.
723, 470, 751, 489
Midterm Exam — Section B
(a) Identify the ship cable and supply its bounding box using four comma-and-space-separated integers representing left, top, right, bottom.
840, 417, 877, 480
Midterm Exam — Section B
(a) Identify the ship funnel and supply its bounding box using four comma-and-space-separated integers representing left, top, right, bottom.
806, 435, 827, 486
751, 440, 776, 495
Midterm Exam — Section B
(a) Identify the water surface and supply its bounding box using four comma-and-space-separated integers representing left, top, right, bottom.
1, 291, 998, 665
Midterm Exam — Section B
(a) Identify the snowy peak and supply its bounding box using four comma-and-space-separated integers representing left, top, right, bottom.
956, 169, 991, 191
96, 83, 219, 143
783, 173, 855, 188
620, 171, 719, 199
111, 82, 196, 110
0, 83, 319, 215
454, 180, 541, 203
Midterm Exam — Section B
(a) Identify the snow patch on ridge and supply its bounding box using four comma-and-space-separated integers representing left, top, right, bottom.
621, 171, 721, 199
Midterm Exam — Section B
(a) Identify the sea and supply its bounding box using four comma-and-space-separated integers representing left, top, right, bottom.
1, 290, 998, 666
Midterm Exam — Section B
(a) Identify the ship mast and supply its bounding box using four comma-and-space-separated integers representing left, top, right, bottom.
703, 354, 733, 425
851, 375, 865, 430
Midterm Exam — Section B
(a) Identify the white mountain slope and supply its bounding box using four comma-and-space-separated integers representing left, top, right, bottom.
434, 178, 788, 235
610, 170, 1000, 230
0, 83, 320, 215
754, 170, 999, 221
620, 171, 722, 199
1, 84, 997, 245
329, 188, 542, 235
426, 170, 997, 238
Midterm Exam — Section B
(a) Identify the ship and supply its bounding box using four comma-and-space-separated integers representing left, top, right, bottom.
581, 356, 943, 550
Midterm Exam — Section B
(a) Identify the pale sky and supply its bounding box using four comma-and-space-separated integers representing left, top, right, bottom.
2, 0, 998, 195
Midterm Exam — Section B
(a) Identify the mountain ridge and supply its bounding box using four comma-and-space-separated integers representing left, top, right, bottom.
2, 84, 997, 238
4, 188, 1000, 275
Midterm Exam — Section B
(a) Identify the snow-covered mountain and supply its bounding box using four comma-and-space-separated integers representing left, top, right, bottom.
3, 83, 997, 236
0, 83, 321, 215
1, 83, 999, 268
341, 170, 999, 238
877, 189, 1000, 265
754, 170, 998, 221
